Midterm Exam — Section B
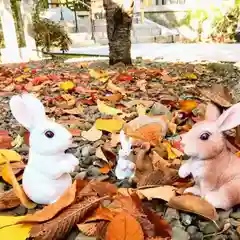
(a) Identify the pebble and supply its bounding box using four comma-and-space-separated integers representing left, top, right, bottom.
75, 171, 87, 180
13, 205, 27, 216
172, 226, 190, 240
226, 229, 239, 240
164, 208, 180, 223
191, 232, 203, 240
218, 209, 233, 220
0, 183, 4, 193
201, 222, 218, 234
87, 166, 101, 177
81, 145, 94, 157
230, 211, 240, 220
180, 213, 193, 226
211, 235, 227, 240
70, 172, 78, 178
81, 157, 93, 165
187, 225, 198, 235
93, 140, 104, 148
74, 165, 81, 172
229, 218, 240, 227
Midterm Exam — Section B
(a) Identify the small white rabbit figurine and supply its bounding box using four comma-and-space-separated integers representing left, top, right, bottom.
10, 93, 78, 204
115, 130, 136, 180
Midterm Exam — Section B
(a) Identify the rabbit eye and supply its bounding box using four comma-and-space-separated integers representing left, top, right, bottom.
45, 130, 54, 138
200, 132, 210, 141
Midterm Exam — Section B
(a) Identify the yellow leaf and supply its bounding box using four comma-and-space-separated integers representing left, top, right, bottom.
0, 216, 31, 240
23, 68, 30, 72
179, 100, 198, 112
181, 73, 197, 80
81, 124, 102, 142
11, 135, 24, 149
2, 163, 22, 185
15, 74, 31, 82
89, 69, 109, 82
163, 142, 177, 160
97, 99, 122, 116
107, 80, 126, 95
136, 104, 146, 116
0, 154, 36, 209
59, 81, 75, 91
95, 119, 124, 133
236, 151, 240, 157
0, 150, 22, 165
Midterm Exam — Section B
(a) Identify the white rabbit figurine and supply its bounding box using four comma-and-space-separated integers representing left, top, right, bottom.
115, 130, 136, 180
10, 93, 78, 204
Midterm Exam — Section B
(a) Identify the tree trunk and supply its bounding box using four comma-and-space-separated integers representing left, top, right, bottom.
103, 0, 134, 65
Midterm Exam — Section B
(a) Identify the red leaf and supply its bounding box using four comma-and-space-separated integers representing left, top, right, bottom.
24, 131, 30, 146
67, 128, 81, 136
142, 206, 172, 239
118, 74, 133, 82
0, 134, 13, 149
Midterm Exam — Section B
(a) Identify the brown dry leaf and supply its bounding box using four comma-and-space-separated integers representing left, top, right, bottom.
105, 211, 144, 240
18, 180, 77, 223
101, 93, 123, 103
89, 181, 117, 198
56, 94, 76, 109
136, 104, 147, 116
168, 195, 218, 220
96, 147, 108, 162
142, 206, 172, 239
0, 188, 21, 209
30, 196, 105, 240
1, 154, 36, 209
85, 206, 116, 222
161, 74, 177, 82
77, 222, 98, 236
110, 133, 120, 147
151, 151, 170, 170
137, 186, 176, 202
0, 134, 13, 149
237, 225, 240, 235
107, 80, 126, 95
137, 80, 147, 92
81, 124, 102, 142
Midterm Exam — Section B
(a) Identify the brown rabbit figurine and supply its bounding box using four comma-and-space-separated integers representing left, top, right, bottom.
179, 102, 240, 210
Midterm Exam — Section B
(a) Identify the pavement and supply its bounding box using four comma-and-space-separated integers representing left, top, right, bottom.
50, 43, 240, 62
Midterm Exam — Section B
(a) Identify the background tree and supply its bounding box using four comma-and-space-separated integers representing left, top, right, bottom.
103, 0, 134, 65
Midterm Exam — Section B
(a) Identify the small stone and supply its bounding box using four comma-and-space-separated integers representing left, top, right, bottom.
211, 235, 227, 240
87, 166, 101, 177
230, 218, 240, 227
202, 222, 218, 234
172, 226, 190, 240
66, 229, 80, 240
75, 233, 96, 240
164, 208, 180, 223
27, 208, 36, 214
95, 175, 109, 181
74, 165, 81, 172
198, 221, 209, 232
191, 232, 203, 240
180, 213, 192, 226
70, 172, 78, 178
226, 229, 239, 240
75, 171, 87, 180
83, 122, 92, 130
0, 183, 5, 193
187, 225, 198, 235
93, 140, 104, 148
82, 157, 93, 165
13, 205, 28, 216
81, 145, 93, 157
218, 209, 233, 220
230, 211, 240, 220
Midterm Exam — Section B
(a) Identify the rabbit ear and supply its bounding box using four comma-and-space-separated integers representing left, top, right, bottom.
216, 103, 240, 132
9, 94, 46, 130
205, 103, 221, 121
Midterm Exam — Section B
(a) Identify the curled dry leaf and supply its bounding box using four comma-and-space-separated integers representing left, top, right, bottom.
0, 188, 21, 209
0, 150, 22, 165
85, 206, 115, 222
30, 196, 105, 240
107, 80, 126, 95
168, 195, 218, 221
151, 151, 170, 170
97, 99, 123, 116
18, 180, 77, 224
81, 124, 102, 142
101, 93, 123, 103
0, 161, 25, 177
0, 154, 36, 209
137, 186, 176, 202
1, 163, 23, 185
105, 211, 144, 240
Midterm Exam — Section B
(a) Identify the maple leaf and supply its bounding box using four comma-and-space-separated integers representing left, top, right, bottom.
30, 196, 106, 240
105, 211, 144, 240
0, 189, 21, 210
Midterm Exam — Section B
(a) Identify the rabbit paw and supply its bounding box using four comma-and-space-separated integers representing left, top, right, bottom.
178, 164, 191, 178
184, 186, 201, 196
204, 191, 231, 210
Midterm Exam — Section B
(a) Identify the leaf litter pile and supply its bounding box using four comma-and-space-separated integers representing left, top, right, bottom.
1, 60, 240, 239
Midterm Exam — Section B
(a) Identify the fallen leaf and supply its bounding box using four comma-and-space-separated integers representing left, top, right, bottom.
59, 81, 75, 91
110, 133, 120, 147
125, 100, 154, 109
137, 80, 147, 91
105, 211, 144, 240
0, 154, 36, 209
18, 181, 77, 223
161, 74, 176, 82
179, 100, 198, 112
0, 216, 31, 240
97, 100, 122, 116
162, 142, 177, 160
77, 222, 98, 236
137, 186, 176, 202
95, 118, 124, 133
56, 94, 76, 109
136, 104, 147, 116
117, 74, 133, 82
96, 147, 108, 162
107, 80, 126, 95
1, 163, 23, 185
99, 163, 113, 174
81, 124, 102, 142
11, 134, 24, 148
30, 196, 106, 240
168, 195, 218, 220
86, 206, 116, 222
89, 69, 109, 82
101, 93, 122, 103
151, 151, 170, 170
0, 150, 22, 165
142, 206, 172, 238
0, 134, 13, 149
0, 189, 21, 209
0, 161, 25, 177
67, 128, 81, 136
181, 73, 197, 80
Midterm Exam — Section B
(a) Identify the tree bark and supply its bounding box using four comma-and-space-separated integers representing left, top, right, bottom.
103, 0, 134, 65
